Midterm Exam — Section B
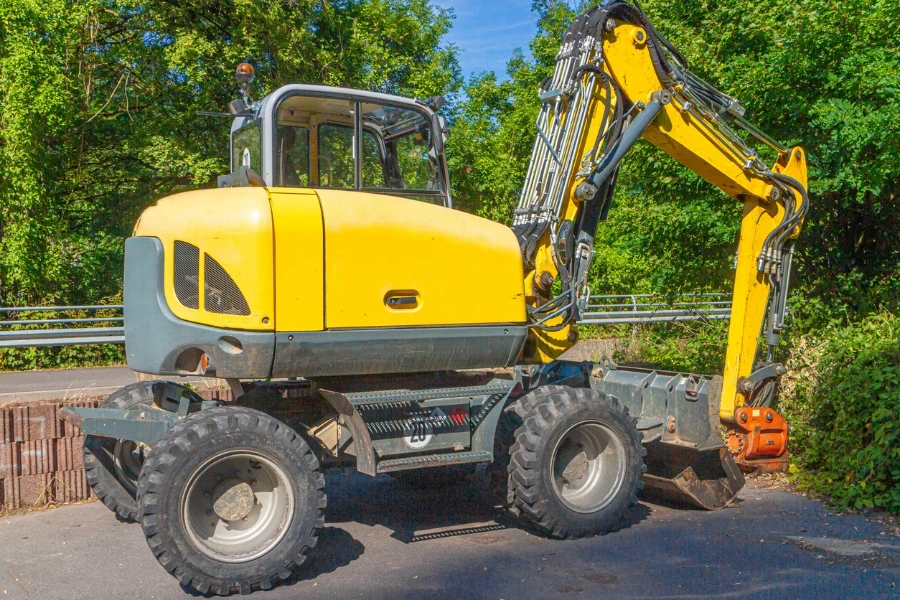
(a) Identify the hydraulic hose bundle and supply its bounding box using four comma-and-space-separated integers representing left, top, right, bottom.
516, 0, 808, 342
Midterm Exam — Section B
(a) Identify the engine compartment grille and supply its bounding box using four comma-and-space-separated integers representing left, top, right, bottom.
203, 253, 251, 315
173, 241, 200, 309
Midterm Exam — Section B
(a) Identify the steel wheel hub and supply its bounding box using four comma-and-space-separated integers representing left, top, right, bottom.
551, 421, 626, 513
182, 451, 294, 563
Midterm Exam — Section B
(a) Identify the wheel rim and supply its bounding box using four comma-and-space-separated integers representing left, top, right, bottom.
550, 421, 627, 513
113, 440, 145, 495
182, 451, 295, 564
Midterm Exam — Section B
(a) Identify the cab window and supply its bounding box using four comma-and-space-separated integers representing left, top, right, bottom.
275, 126, 310, 186
317, 123, 355, 188
360, 102, 442, 194
271, 92, 446, 204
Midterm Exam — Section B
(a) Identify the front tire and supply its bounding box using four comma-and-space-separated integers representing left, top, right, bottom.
508, 386, 644, 539
138, 406, 326, 596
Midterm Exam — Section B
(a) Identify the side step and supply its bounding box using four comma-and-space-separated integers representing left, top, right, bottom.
377, 450, 493, 473
320, 380, 515, 477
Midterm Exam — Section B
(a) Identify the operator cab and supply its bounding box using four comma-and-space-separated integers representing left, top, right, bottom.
221, 65, 452, 207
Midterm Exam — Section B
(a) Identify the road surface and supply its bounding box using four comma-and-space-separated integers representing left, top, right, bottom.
0, 366, 134, 395
0, 474, 897, 599
0, 367, 219, 404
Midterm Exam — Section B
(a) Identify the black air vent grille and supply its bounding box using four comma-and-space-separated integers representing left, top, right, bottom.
204, 253, 250, 315
173, 241, 200, 309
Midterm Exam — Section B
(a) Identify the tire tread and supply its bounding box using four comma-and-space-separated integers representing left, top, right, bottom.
507, 385, 644, 539
137, 405, 325, 596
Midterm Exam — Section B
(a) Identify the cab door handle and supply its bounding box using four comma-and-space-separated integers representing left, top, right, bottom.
385, 291, 420, 309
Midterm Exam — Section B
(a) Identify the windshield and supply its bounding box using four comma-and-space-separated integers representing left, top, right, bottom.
271, 93, 445, 203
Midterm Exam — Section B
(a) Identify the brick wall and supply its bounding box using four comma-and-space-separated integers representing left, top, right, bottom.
0, 398, 102, 510
0, 385, 235, 512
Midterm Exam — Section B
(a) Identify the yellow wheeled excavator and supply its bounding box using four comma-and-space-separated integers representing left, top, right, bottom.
61, 1, 808, 595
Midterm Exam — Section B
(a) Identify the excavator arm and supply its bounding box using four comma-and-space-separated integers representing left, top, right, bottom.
514, 1, 808, 471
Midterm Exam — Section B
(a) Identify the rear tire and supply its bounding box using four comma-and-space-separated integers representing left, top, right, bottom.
138, 406, 326, 596
508, 386, 645, 539
83, 381, 178, 522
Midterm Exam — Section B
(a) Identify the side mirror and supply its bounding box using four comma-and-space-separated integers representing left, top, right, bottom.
227, 99, 247, 115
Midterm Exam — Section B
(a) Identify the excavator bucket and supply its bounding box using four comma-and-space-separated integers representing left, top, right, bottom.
642, 442, 745, 510
585, 360, 746, 510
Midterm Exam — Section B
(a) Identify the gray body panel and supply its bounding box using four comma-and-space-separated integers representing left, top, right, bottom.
271, 327, 527, 378
124, 236, 275, 378
125, 236, 526, 379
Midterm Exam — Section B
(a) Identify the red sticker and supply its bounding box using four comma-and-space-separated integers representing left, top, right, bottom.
449, 404, 468, 426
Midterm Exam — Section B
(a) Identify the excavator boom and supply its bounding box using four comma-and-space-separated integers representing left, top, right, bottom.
515, 1, 808, 473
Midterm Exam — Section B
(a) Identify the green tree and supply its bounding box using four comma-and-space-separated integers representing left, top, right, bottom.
0, 0, 460, 309
0, 0, 459, 369
449, 0, 900, 313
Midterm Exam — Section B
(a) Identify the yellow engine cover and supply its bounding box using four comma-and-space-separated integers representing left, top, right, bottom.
134, 187, 275, 331
269, 188, 325, 332
134, 187, 526, 335
315, 190, 527, 329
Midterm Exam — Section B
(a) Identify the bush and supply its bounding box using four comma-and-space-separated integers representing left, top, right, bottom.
611, 320, 729, 376
0, 343, 124, 372
779, 313, 900, 513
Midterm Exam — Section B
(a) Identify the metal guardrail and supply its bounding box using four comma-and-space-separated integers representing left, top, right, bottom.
0, 305, 124, 348
0, 294, 732, 349
578, 293, 732, 325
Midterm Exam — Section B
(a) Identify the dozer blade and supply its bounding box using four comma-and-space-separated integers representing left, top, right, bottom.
642, 442, 745, 510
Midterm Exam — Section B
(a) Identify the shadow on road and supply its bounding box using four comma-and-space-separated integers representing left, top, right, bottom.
180, 527, 365, 596
323, 470, 653, 546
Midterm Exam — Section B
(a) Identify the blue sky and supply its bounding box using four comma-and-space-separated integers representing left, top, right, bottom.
433, 0, 539, 80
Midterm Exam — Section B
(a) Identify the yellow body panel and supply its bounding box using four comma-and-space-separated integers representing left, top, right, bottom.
269, 188, 325, 332
317, 190, 526, 328
603, 23, 774, 201
719, 148, 808, 421
134, 187, 275, 331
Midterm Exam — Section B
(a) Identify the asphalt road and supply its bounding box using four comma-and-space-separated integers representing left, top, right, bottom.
0, 367, 219, 404
0, 366, 136, 395
1, 474, 898, 600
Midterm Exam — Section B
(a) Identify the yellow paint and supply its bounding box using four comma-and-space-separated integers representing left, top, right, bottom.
317, 189, 526, 328
719, 147, 808, 421
522, 230, 574, 363
603, 23, 773, 201
134, 187, 275, 331
520, 19, 811, 411
268, 188, 325, 332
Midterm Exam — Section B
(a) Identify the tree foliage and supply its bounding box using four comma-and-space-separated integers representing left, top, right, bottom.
0, 0, 459, 369
446, 0, 900, 513
0, 0, 460, 309
781, 314, 900, 513
448, 0, 900, 315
